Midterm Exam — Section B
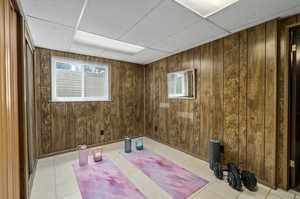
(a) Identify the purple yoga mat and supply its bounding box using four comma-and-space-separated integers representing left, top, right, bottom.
73, 156, 146, 199
121, 149, 208, 199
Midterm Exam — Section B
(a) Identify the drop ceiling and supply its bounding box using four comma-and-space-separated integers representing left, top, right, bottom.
21, 0, 300, 65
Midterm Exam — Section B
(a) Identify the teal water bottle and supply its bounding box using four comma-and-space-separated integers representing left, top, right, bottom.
135, 137, 143, 150
124, 136, 132, 153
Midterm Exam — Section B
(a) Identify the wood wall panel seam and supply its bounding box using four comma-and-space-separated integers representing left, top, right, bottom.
238, 30, 248, 170
237, 33, 240, 168
247, 24, 266, 179
264, 23, 267, 181
265, 20, 278, 187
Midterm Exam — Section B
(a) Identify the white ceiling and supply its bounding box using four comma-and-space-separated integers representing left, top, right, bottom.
22, 0, 300, 65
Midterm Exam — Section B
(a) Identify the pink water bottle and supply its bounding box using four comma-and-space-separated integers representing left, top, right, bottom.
78, 145, 89, 167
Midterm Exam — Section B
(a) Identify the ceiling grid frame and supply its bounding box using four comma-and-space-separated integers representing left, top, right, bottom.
21, 0, 300, 64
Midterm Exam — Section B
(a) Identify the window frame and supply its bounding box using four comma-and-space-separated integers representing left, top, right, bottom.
51, 56, 111, 102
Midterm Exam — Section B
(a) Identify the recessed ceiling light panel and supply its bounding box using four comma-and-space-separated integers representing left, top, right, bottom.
74, 30, 145, 54
174, 0, 239, 18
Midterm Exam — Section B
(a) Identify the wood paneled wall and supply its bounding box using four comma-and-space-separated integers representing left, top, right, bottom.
145, 20, 277, 187
0, 0, 22, 198
34, 48, 145, 157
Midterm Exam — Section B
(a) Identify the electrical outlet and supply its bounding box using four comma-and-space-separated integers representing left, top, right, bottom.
100, 130, 105, 135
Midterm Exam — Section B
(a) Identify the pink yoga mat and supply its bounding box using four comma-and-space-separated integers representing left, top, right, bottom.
122, 149, 208, 199
73, 156, 145, 199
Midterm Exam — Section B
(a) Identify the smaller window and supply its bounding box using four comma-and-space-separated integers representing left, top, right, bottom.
51, 57, 110, 102
168, 72, 186, 97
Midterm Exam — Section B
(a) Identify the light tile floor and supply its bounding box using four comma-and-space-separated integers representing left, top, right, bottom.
31, 137, 298, 199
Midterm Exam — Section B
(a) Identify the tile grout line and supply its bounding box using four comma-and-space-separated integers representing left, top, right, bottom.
117, 0, 166, 41
204, 18, 232, 34
54, 158, 58, 199
26, 15, 74, 30
264, 189, 272, 199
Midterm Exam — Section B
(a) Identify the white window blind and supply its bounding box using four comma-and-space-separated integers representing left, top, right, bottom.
56, 69, 82, 97
52, 57, 110, 102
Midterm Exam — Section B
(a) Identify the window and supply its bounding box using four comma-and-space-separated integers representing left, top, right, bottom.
168, 72, 186, 97
167, 69, 195, 99
51, 57, 110, 102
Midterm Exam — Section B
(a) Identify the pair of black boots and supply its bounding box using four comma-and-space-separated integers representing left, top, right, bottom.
213, 162, 257, 192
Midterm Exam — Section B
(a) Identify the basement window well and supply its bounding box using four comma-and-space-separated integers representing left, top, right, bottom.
51, 57, 110, 102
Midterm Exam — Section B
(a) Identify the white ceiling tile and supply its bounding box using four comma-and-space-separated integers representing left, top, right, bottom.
101, 50, 139, 64
131, 49, 172, 64
27, 17, 74, 52
78, 0, 163, 39
277, 5, 300, 19
69, 42, 105, 58
209, 0, 300, 33
21, 0, 85, 27
120, 0, 202, 47
152, 20, 228, 53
